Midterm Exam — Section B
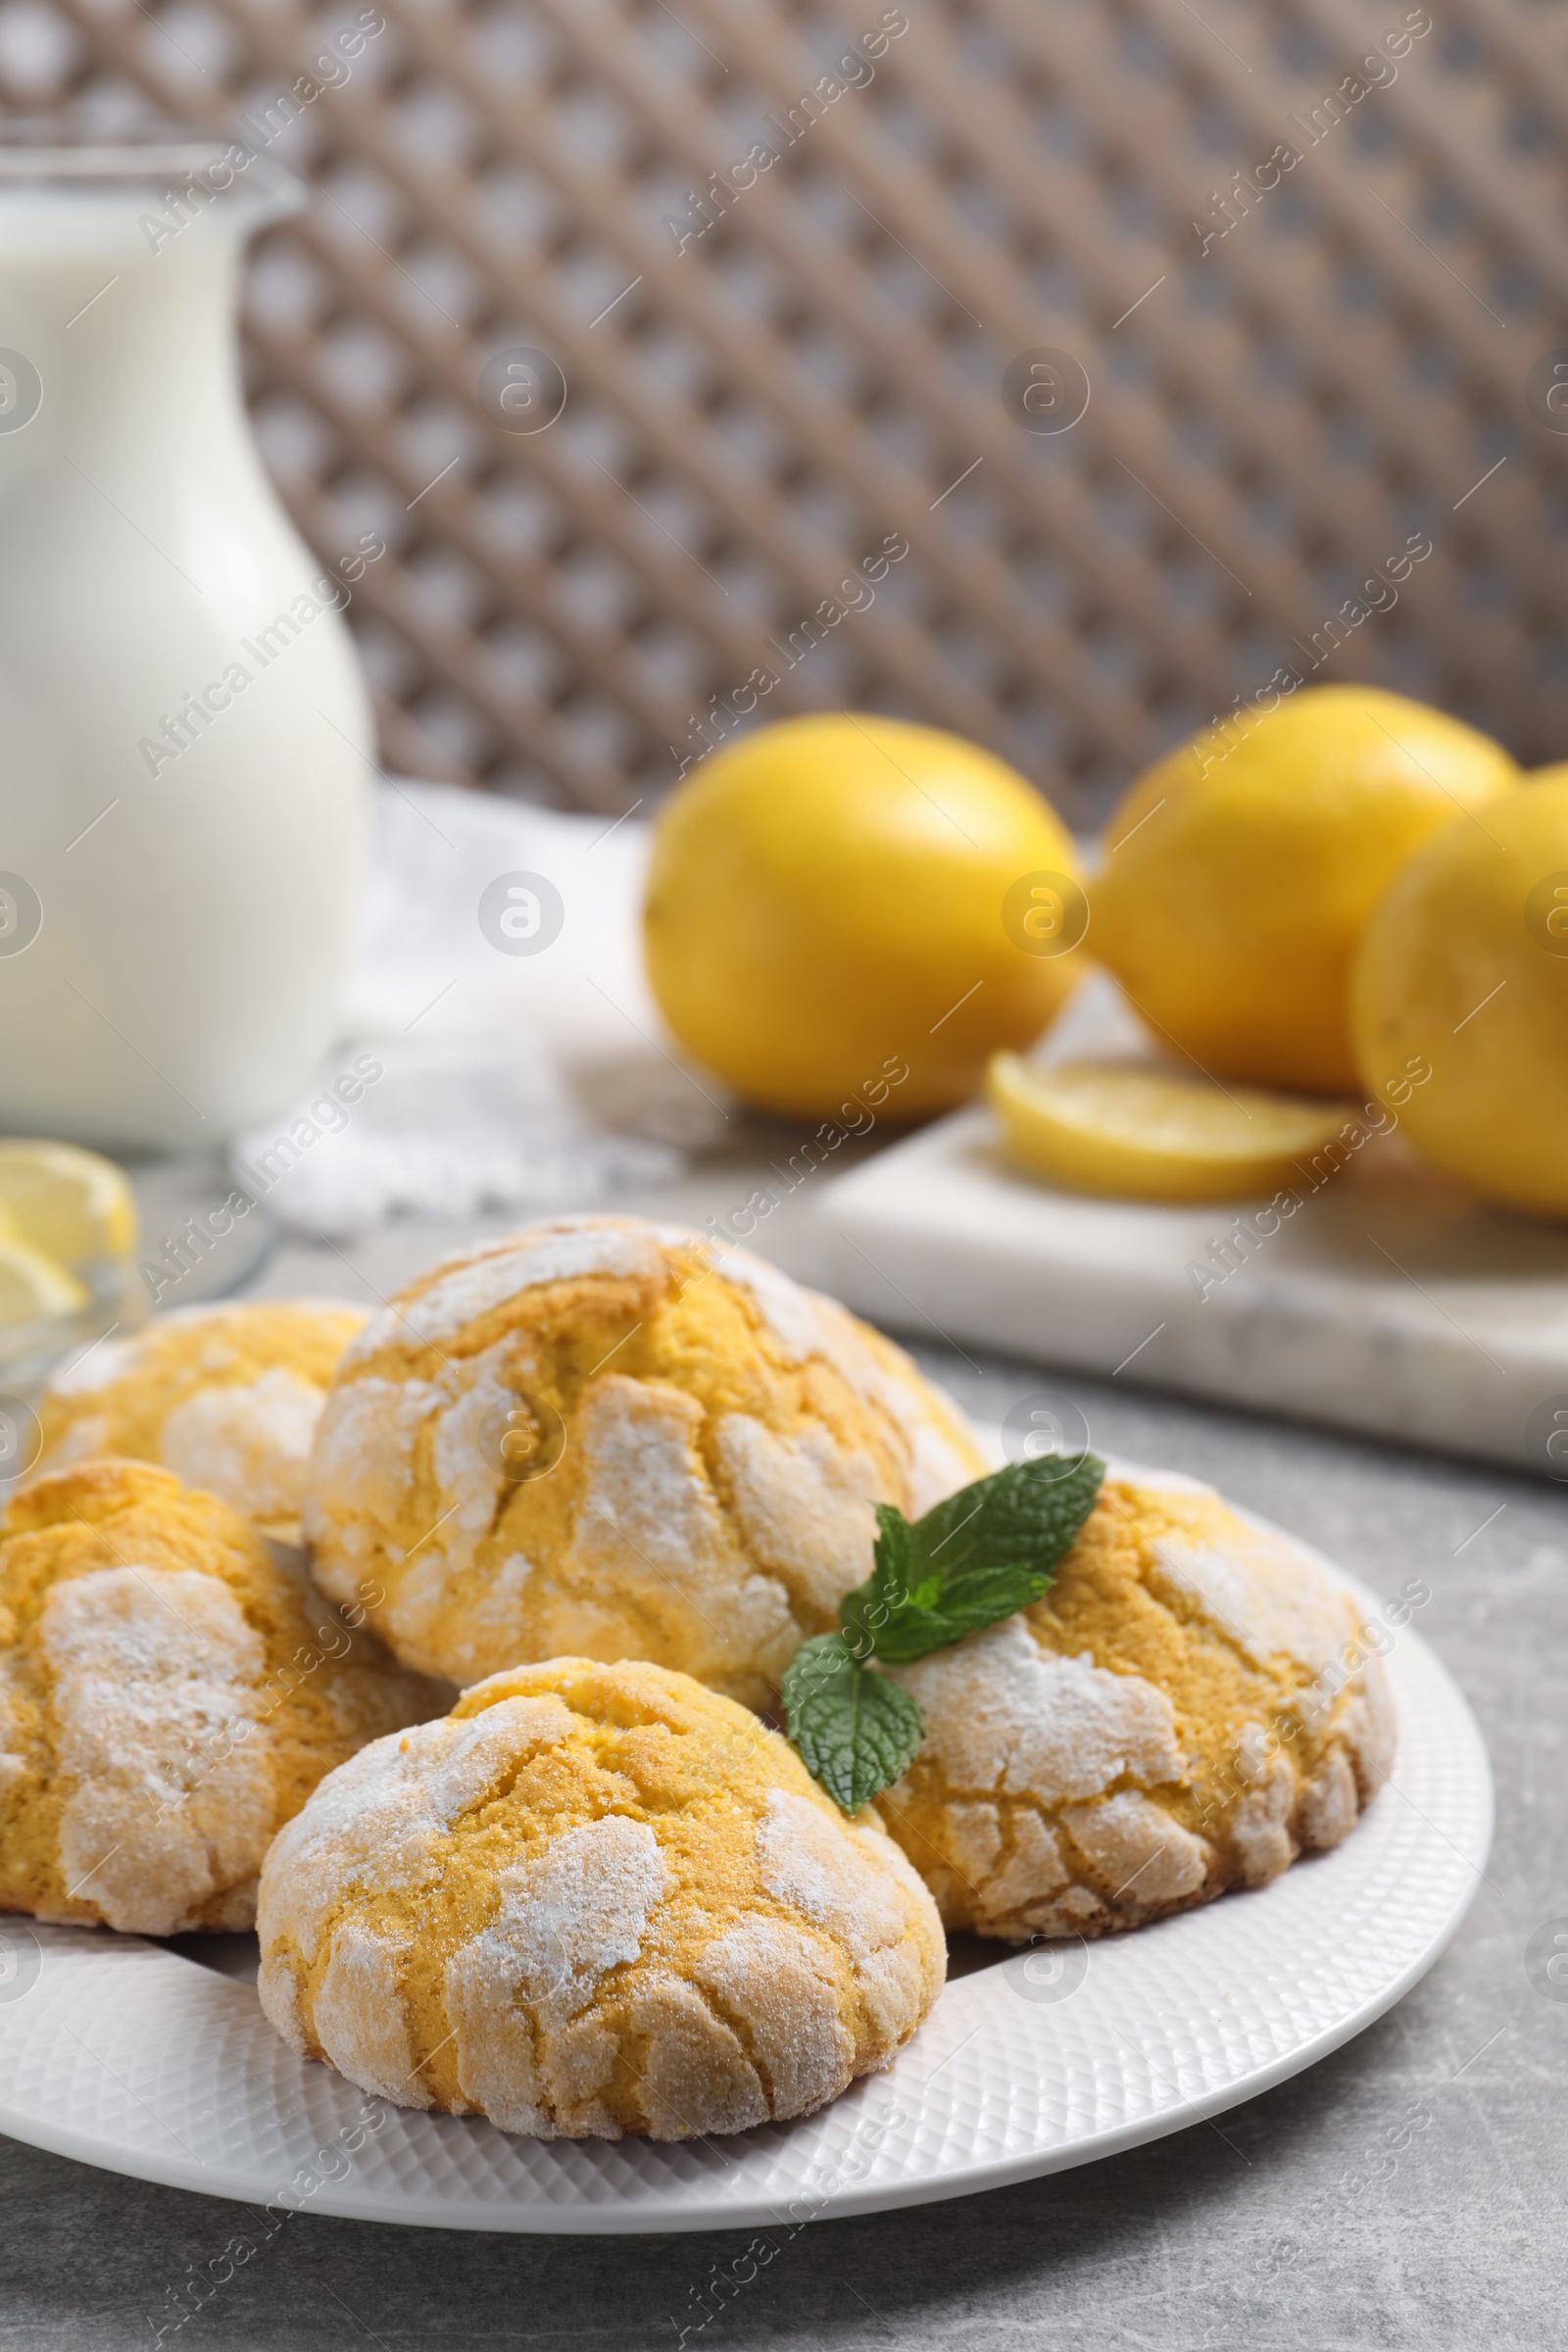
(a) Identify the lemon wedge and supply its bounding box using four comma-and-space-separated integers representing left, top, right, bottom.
0, 1140, 138, 1268
988, 1054, 1355, 1203
0, 1232, 90, 1331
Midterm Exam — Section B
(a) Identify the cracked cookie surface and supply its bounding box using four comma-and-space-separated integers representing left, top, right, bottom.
302, 1214, 985, 1705
35, 1298, 368, 1543
875, 1470, 1396, 1940
257, 1655, 946, 2138
0, 1460, 444, 1934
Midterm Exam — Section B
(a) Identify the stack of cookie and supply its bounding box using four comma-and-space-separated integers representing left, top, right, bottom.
0, 1213, 1395, 2142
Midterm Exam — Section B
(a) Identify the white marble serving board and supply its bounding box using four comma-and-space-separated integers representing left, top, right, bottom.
806, 983, 1568, 1480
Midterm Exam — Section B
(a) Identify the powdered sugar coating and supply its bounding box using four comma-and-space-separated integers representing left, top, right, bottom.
714, 1414, 880, 1615
257, 1656, 945, 2140
0, 1657, 28, 1792
259, 1697, 573, 1965
446, 1817, 668, 2132
33, 1415, 110, 1470
40, 1565, 271, 1936
1151, 1531, 1353, 1673
692, 1916, 853, 2117
304, 1376, 442, 1568
351, 1221, 680, 1358
304, 1214, 987, 1704
713, 1249, 834, 1362
160, 1368, 326, 1526
876, 1475, 1396, 1942
0, 1459, 445, 1936
35, 1298, 368, 1540
563, 1378, 796, 1694
314, 1919, 427, 2106
46, 1333, 146, 1397
890, 1621, 1185, 1804
1059, 1790, 1209, 1905
756, 1788, 937, 2047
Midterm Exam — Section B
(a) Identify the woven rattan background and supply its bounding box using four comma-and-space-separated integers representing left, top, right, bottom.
2, 0, 1565, 817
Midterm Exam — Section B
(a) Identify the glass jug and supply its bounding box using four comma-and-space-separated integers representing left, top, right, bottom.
0, 127, 373, 1150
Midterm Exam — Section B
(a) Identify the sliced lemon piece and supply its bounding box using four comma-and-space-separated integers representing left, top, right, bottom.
0, 1233, 91, 1331
988, 1054, 1355, 1203
0, 1140, 138, 1268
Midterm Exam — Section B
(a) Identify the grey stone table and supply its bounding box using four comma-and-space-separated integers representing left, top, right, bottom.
3, 1148, 1562, 2352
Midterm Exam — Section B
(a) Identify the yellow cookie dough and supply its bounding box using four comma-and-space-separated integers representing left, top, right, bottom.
0, 1460, 443, 1935
875, 1470, 1396, 1940
257, 1656, 945, 2139
303, 1214, 985, 1705
35, 1298, 368, 1542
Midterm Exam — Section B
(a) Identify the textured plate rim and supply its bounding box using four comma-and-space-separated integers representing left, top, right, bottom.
0, 1457, 1493, 2233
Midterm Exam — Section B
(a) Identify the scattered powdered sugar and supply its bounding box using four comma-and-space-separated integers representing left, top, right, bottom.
714, 1413, 879, 1614
890, 1619, 1186, 1805
39, 1565, 272, 1935
1227, 1733, 1298, 1885
980, 1812, 1071, 1921
160, 1368, 326, 1524
622, 1975, 768, 2137
445, 1815, 668, 2135
718, 1248, 963, 1524
1151, 1527, 1353, 1676
569, 1377, 795, 1686
1059, 1789, 1209, 1903
439, 1551, 536, 1680
693, 1915, 853, 2116
490, 1551, 536, 1602
1298, 1748, 1358, 1849
259, 1694, 571, 1962
928, 1796, 1003, 1883
367, 1219, 676, 1354
259, 1729, 442, 1961
303, 1375, 442, 1572
423, 1696, 567, 1822
1337, 1660, 1397, 1790
756, 1788, 907, 1962
312, 1917, 429, 2106
714, 1250, 833, 1362
48, 1298, 364, 1398
35, 1415, 110, 1470
455, 1815, 668, 2029
755, 1788, 934, 2047
426, 1340, 515, 1575
45, 1331, 148, 1398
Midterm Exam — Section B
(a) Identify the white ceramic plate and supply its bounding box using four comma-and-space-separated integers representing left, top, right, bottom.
0, 1468, 1491, 2233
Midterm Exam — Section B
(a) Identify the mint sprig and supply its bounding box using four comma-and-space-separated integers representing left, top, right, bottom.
781, 1450, 1105, 1812
780, 1633, 925, 1814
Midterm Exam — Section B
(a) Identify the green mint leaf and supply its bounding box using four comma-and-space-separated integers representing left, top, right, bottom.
911, 1449, 1105, 1584
864, 1559, 1056, 1663
843, 1449, 1106, 1665
780, 1632, 924, 1813
839, 1503, 912, 1659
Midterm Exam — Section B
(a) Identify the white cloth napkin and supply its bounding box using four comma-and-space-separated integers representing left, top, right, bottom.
230, 782, 725, 1240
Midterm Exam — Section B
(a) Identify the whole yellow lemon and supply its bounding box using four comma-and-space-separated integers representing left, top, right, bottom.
1350, 770, 1568, 1217
1092, 686, 1517, 1093
644, 714, 1083, 1118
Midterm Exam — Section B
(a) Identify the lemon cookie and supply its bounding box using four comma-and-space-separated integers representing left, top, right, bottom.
303, 1215, 985, 1705
257, 1655, 945, 2138
35, 1298, 368, 1541
0, 1460, 442, 1935
875, 1471, 1396, 1940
